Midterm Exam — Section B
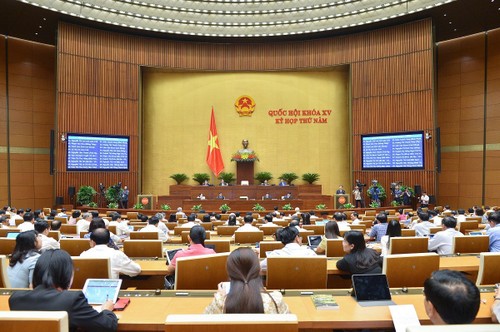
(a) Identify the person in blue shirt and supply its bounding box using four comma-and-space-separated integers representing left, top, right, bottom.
487, 212, 500, 252
368, 213, 388, 242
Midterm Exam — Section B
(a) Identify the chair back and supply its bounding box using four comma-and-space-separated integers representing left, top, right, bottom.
302, 225, 325, 235
273, 220, 290, 227
181, 231, 211, 244
452, 235, 489, 254
54, 216, 67, 224
429, 227, 441, 234
0, 255, 10, 287
234, 231, 264, 244
216, 226, 239, 236
47, 231, 61, 241
204, 240, 231, 253
130, 231, 159, 240
165, 314, 298, 332
0, 228, 18, 237
476, 252, 500, 286
71, 257, 111, 289
401, 229, 415, 237
0, 238, 16, 255
59, 224, 77, 235
107, 225, 117, 235
59, 238, 90, 256
382, 253, 439, 287
349, 224, 366, 233
259, 241, 284, 259
175, 252, 229, 290
326, 239, 344, 257
199, 222, 213, 231
259, 225, 282, 236
0, 311, 69, 332
266, 256, 327, 289
388, 237, 428, 255
123, 239, 163, 258
458, 221, 479, 234
364, 210, 376, 216
127, 211, 139, 220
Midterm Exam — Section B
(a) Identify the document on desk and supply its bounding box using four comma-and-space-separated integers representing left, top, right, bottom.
389, 304, 420, 332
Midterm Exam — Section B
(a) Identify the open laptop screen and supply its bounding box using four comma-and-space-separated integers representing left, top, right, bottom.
352, 274, 392, 302
82, 279, 122, 305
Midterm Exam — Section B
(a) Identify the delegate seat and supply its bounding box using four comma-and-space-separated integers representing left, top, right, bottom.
59, 224, 77, 235
0, 255, 11, 287
204, 239, 231, 253
175, 252, 229, 290
326, 239, 344, 257
0, 238, 17, 255
401, 229, 416, 237
302, 225, 325, 235
234, 231, 264, 244
476, 252, 500, 286
165, 314, 298, 332
130, 231, 159, 240
0, 311, 69, 332
266, 256, 327, 290
388, 237, 428, 255
259, 225, 282, 236
71, 257, 111, 289
217, 226, 239, 236
259, 241, 284, 259
383, 253, 439, 288
458, 221, 479, 234
123, 240, 163, 258
452, 235, 489, 254
60, 238, 90, 256
0, 228, 19, 237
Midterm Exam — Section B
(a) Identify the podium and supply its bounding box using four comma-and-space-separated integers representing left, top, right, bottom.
334, 194, 350, 209
137, 194, 156, 210
236, 161, 254, 185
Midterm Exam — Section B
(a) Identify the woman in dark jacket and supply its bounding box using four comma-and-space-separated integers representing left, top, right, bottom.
336, 230, 382, 274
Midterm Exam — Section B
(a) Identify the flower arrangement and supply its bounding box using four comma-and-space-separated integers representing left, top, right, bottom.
316, 203, 327, 210
192, 204, 203, 212
253, 203, 265, 212
133, 203, 144, 209
161, 204, 171, 211
219, 204, 231, 212
282, 203, 293, 211
342, 203, 354, 209
108, 202, 119, 209
231, 152, 259, 162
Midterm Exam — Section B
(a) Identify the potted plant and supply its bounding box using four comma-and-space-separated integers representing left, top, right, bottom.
390, 200, 402, 207
342, 203, 354, 209
282, 203, 293, 211
88, 202, 98, 208
253, 203, 265, 212
170, 173, 189, 185
279, 173, 299, 185
316, 203, 327, 210
369, 201, 381, 208
105, 184, 122, 206
219, 204, 231, 212
192, 173, 210, 185
302, 173, 320, 184
76, 186, 97, 206
108, 202, 119, 209
218, 172, 236, 185
133, 203, 144, 209
160, 204, 171, 211
255, 172, 273, 184
192, 204, 203, 212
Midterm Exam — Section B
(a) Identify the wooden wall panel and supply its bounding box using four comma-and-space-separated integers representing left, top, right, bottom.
56, 19, 435, 205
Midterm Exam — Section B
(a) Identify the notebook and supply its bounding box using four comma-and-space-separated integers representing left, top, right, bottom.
82, 279, 122, 305
351, 274, 395, 307
307, 235, 322, 248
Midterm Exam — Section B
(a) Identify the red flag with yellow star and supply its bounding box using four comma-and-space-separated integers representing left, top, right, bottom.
206, 107, 225, 176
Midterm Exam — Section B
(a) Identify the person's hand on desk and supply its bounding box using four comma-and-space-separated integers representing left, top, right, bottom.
102, 300, 115, 312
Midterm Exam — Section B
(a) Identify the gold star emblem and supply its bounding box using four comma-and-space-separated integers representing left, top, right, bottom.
208, 132, 219, 152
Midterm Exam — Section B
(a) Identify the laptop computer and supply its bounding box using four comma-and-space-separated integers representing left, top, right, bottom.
6, 232, 20, 239
165, 248, 183, 265
82, 278, 122, 305
351, 274, 395, 307
307, 235, 322, 249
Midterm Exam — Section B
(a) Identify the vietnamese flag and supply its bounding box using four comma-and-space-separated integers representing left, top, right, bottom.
206, 107, 225, 176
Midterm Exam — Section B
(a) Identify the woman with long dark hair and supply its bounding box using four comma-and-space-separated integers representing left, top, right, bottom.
336, 230, 382, 274
380, 219, 402, 256
9, 249, 118, 331
315, 220, 341, 254
205, 247, 289, 314
8, 230, 41, 288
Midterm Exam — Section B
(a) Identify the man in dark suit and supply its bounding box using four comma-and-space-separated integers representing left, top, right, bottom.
9, 249, 118, 332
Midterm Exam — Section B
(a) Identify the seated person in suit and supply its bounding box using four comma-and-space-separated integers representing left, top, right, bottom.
262, 193, 271, 199
281, 192, 292, 200
166, 225, 216, 276
9, 249, 118, 332
215, 192, 225, 200
205, 247, 289, 314
278, 179, 288, 186
336, 230, 382, 275
219, 179, 228, 186
80, 228, 141, 279
260, 226, 316, 270
423, 269, 480, 324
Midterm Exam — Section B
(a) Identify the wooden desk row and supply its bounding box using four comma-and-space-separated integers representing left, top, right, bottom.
0, 289, 496, 331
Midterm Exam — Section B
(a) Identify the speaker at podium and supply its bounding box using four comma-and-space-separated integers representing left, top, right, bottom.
334, 194, 350, 209
137, 194, 156, 210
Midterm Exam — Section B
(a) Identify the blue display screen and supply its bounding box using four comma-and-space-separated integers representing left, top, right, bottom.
66, 134, 129, 171
361, 131, 424, 170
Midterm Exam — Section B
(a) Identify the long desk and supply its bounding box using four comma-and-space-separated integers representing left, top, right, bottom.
129, 255, 481, 290
0, 289, 495, 331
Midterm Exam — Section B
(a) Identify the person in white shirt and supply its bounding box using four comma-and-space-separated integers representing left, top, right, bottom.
419, 192, 429, 208
176, 207, 186, 219
455, 209, 467, 223
260, 226, 316, 270
57, 208, 68, 218
76, 212, 92, 234
18, 212, 35, 232
260, 214, 277, 227
179, 214, 199, 228
428, 216, 464, 255
154, 212, 169, 235
34, 220, 60, 252
333, 212, 351, 232
413, 211, 435, 237
109, 212, 131, 237
68, 210, 80, 225
350, 212, 361, 225
80, 228, 141, 279
139, 216, 169, 242
235, 215, 260, 232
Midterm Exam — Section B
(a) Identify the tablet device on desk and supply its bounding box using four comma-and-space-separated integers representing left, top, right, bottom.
82, 279, 122, 305
307, 235, 322, 248
6, 232, 20, 239
352, 274, 395, 307
166, 248, 183, 265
